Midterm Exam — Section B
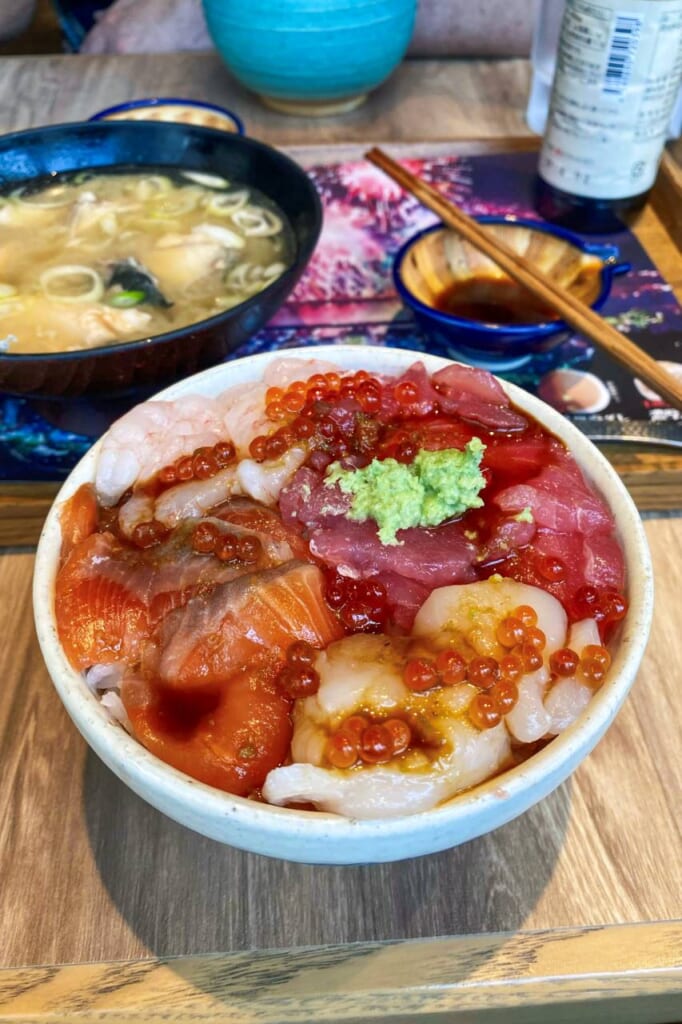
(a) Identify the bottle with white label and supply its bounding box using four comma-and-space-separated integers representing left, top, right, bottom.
534, 0, 682, 232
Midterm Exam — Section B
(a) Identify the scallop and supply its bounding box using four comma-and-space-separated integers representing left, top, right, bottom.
412, 578, 568, 657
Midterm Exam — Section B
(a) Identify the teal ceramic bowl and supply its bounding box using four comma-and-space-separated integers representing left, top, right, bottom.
202, 0, 417, 115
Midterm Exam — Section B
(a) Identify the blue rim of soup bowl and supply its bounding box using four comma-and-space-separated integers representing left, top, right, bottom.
90, 97, 245, 135
393, 216, 630, 346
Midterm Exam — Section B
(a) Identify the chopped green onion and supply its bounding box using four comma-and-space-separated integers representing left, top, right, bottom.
109, 289, 146, 308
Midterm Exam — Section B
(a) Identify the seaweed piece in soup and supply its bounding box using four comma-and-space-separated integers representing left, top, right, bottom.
108, 258, 172, 308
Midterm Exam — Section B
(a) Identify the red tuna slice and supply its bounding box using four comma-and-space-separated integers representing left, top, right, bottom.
495, 461, 613, 535
381, 416, 476, 455
433, 363, 509, 405
482, 434, 563, 484
498, 528, 623, 614
582, 531, 625, 591
477, 515, 537, 568
374, 572, 432, 631
309, 518, 478, 589
146, 561, 343, 689
279, 467, 351, 532
432, 364, 528, 432
378, 362, 441, 421
498, 529, 586, 608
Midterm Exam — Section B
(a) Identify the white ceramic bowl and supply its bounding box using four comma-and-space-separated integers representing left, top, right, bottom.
33, 346, 653, 864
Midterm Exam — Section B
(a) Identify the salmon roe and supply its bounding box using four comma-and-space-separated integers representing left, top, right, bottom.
514, 605, 538, 628
404, 658, 439, 692
131, 519, 168, 549
496, 616, 526, 648
469, 693, 501, 730
277, 640, 321, 697
190, 523, 262, 565
156, 440, 236, 490
549, 647, 580, 677
435, 649, 467, 685
548, 651, 577, 675
489, 679, 518, 714
579, 644, 612, 684
252, 371, 391, 463
467, 656, 499, 689
499, 654, 523, 683
325, 713, 414, 768
324, 572, 387, 634
536, 555, 566, 582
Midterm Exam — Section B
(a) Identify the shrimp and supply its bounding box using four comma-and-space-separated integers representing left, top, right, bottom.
114, 447, 307, 538
235, 447, 308, 506
220, 357, 340, 456
96, 394, 230, 506
153, 467, 241, 529
262, 634, 512, 819
97, 358, 340, 507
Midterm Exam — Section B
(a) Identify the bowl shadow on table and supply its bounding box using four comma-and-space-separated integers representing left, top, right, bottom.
83, 748, 572, 964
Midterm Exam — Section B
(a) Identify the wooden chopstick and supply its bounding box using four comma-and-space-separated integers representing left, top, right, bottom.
366, 146, 682, 413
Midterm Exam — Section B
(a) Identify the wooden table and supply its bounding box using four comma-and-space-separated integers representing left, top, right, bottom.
0, 54, 680, 1023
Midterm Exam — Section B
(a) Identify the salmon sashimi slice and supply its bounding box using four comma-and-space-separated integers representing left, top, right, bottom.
146, 561, 344, 689
212, 497, 309, 560
56, 534, 152, 669
55, 499, 314, 671
122, 659, 293, 795
59, 484, 98, 565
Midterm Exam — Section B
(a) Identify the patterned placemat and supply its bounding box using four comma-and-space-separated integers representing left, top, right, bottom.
2, 147, 681, 483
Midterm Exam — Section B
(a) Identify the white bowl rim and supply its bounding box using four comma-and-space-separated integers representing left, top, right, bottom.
33, 345, 654, 849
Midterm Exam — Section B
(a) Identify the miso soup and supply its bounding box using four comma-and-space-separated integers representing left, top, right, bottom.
0, 168, 293, 354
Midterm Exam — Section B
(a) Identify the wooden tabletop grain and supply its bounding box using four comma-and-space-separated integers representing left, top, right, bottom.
0, 52, 680, 1021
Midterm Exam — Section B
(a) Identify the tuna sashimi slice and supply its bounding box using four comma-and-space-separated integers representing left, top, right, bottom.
279, 467, 351, 532
433, 363, 509, 405
498, 528, 625, 612
147, 561, 343, 689
374, 572, 432, 631
432, 363, 528, 431
495, 461, 613, 535
582, 532, 625, 591
309, 519, 478, 589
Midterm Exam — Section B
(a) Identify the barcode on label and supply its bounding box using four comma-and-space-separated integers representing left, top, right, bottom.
603, 13, 642, 95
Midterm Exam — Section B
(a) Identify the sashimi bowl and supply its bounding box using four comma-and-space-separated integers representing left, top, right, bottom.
33, 346, 653, 864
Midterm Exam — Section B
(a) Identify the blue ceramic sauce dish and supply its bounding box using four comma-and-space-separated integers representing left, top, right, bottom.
393, 216, 630, 370
202, 0, 418, 116
90, 97, 245, 134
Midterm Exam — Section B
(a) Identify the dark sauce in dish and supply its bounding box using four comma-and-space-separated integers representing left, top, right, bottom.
433, 277, 559, 325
